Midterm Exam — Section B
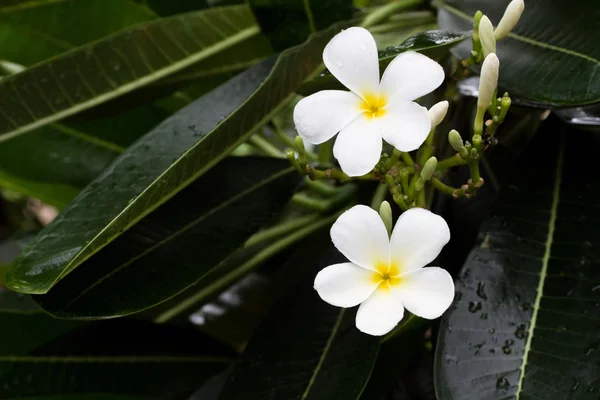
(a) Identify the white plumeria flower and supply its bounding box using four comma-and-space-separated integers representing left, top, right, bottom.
314, 205, 454, 336
293, 27, 445, 177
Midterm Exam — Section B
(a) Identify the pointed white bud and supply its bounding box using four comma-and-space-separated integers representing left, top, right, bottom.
428, 101, 449, 129
477, 53, 499, 110
494, 0, 525, 40
479, 15, 496, 57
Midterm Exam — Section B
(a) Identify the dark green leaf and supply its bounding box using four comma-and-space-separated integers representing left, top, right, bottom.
7, 23, 339, 295
0, 5, 262, 142
297, 30, 470, 96
249, 0, 355, 50
435, 127, 600, 398
438, 0, 600, 106
27, 157, 300, 317
0, 0, 154, 66
220, 246, 380, 400
0, 309, 231, 398
141, 0, 209, 16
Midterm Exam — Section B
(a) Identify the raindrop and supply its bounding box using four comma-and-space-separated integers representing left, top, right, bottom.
444, 354, 458, 364
502, 339, 514, 354
359, 41, 367, 51
480, 313, 488, 320
488, 328, 495, 334
468, 301, 482, 313
476, 282, 488, 300
514, 323, 527, 340
496, 376, 510, 390
572, 378, 580, 392
335, 60, 343, 67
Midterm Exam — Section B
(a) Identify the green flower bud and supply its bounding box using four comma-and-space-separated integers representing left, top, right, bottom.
294, 136, 306, 163
379, 201, 393, 237
420, 157, 438, 181
473, 10, 483, 28
470, 148, 480, 159
479, 15, 496, 57
449, 130, 465, 152
472, 134, 483, 148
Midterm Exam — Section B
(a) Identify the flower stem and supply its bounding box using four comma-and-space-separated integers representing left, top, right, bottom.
318, 140, 332, 163
245, 214, 320, 248
436, 154, 467, 170
370, 183, 388, 210
361, 0, 424, 28
430, 177, 458, 197
249, 134, 284, 158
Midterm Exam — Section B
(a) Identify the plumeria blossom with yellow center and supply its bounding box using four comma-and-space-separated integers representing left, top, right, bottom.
314, 205, 454, 336
293, 27, 445, 177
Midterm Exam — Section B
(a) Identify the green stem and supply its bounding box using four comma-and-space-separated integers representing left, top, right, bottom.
430, 177, 459, 197
361, 0, 423, 28
382, 314, 426, 343
370, 183, 388, 210
154, 213, 341, 324
318, 140, 332, 163
468, 161, 481, 183
368, 14, 435, 34
401, 152, 415, 167
436, 154, 467, 170
305, 178, 338, 196
249, 135, 284, 158
245, 214, 320, 248
272, 120, 317, 161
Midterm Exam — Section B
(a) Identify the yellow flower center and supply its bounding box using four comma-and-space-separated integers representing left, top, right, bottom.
361, 93, 387, 119
372, 262, 402, 289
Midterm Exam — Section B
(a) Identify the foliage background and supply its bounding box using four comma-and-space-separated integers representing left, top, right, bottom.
0, 0, 599, 399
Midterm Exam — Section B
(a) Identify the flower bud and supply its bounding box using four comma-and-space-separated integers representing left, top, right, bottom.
494, 0, 524, 40
420, 157, 438, 181
479, 15, 496, 57
472, 134, 483, 148
379, 201, 393, 237
448, 130, 464, 152
429, 101, 449, 129
477, 53, 499, 110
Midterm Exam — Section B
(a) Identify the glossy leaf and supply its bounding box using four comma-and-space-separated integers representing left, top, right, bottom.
0, 0, 154, 66
27, 157, 300, 317
297, 30, 470, 96
7, 23, 338, 295
435, 127, 600, 398
220, 246, 380, 400
0, 5, 262, 142
249, 0, 355, 50
438, 0, 600, 106
0, 306, 232, 398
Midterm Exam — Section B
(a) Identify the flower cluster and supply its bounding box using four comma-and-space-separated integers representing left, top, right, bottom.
290, 0, 524, 336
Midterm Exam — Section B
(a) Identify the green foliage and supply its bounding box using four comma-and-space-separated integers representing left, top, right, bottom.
435, 127, 600, 398
438, 0, 600, 106
249, 0, 356, 50
0, 0, 598, 398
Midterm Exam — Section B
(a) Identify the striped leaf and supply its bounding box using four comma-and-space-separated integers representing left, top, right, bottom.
435, 127, 600, 398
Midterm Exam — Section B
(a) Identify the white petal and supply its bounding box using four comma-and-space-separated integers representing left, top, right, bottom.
323, 27, 380, 99
380, 101, 431, 152
379, 51, 445, 102
356, 286, 405, 336
330, 205, 389, 271
392, 267, 454, 319
314, 262, 380, 307
333, 115, 382, 177
293, 90, 363, 145
389, 208, 450, 272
